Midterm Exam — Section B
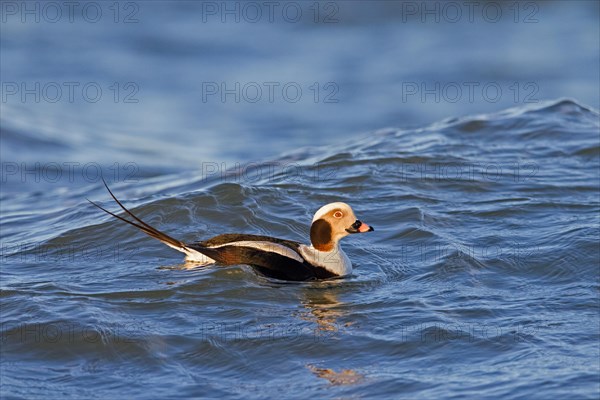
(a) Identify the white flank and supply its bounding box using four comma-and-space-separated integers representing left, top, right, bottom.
161, 239, 304, 265
210, 241, 305, 263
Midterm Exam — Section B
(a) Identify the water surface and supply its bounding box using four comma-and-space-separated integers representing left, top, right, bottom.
1, 99, 599, 399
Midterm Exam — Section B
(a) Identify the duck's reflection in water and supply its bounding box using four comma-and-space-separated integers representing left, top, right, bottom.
298, 282, 365, 386
298, 284, 348, 337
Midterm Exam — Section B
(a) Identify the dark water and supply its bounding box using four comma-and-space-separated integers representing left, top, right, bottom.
2, 99, 599, 399
2, 1, 600, 399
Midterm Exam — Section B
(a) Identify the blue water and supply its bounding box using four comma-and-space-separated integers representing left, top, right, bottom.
1, 1, 599, 399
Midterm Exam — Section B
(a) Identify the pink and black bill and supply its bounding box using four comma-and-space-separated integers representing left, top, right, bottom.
345, 219, 374, 234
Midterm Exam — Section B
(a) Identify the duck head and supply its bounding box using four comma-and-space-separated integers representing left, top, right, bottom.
310, 202, 374, 252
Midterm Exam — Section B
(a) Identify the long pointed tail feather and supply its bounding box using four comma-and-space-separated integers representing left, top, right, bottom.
88, 179, 186, 252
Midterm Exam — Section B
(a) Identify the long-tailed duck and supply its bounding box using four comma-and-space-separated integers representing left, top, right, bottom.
89, 181, 374, 281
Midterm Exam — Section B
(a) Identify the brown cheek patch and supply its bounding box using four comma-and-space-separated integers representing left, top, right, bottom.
310, 219, 333, 252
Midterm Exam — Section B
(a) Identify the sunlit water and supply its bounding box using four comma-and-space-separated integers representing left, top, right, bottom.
1, 99, 599, 399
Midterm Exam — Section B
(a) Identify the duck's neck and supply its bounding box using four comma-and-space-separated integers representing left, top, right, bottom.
303, 242, 352, 276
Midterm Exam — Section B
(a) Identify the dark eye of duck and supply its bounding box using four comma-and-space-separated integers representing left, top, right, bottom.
333, 211, 343, 218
